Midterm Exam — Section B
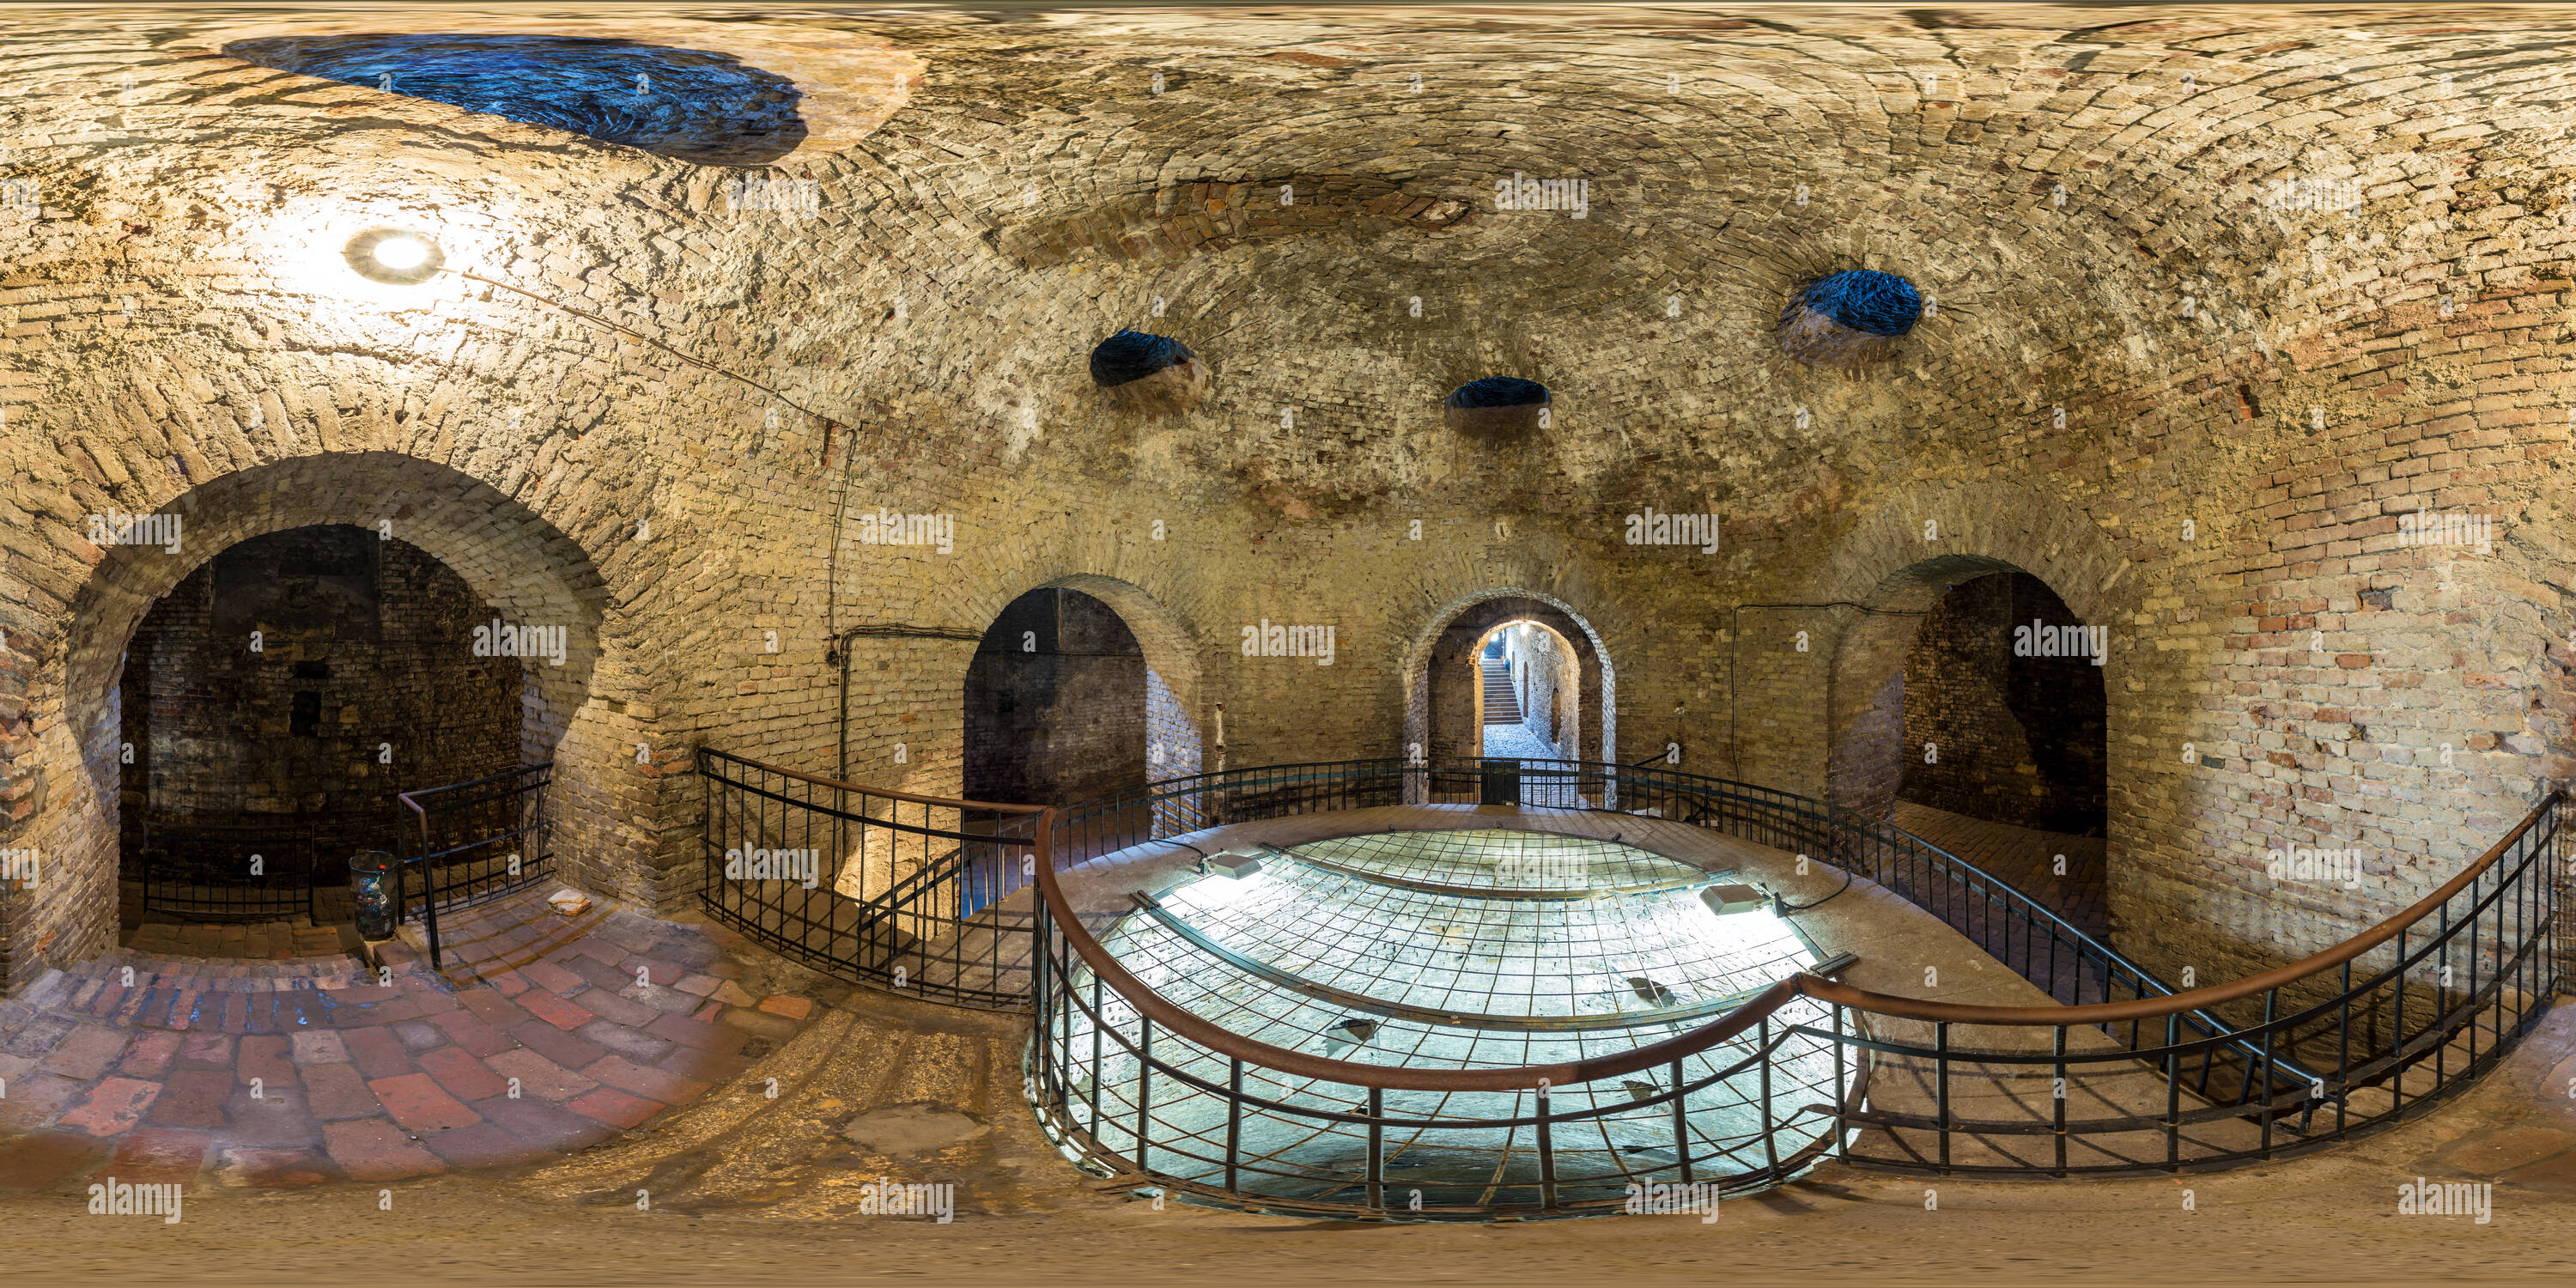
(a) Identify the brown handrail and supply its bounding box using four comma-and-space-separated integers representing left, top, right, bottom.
1030, 783, 2561, 1086
1812, 787, 2561, 1025
751, 750, 2557, 1091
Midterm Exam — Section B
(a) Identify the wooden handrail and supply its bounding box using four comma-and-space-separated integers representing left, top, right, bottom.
721, 749, 2558, 1090
1027, 784, 2560, 1088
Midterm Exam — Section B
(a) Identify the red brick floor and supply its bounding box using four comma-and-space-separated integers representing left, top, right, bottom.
0, 894, 812, 1194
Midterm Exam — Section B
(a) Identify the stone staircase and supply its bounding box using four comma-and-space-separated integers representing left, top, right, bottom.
124, 918, 358, 960
116, 878, 362, 960
1480, 655, 1522, 724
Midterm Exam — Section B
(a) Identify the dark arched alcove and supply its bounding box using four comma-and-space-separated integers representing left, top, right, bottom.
1898, 570, 2108, 836
116, 525, 526, 944
963, 588, 1149, 805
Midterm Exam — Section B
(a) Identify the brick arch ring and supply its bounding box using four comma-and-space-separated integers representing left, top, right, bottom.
20, 452, 611, 984
1795, 483, 2136, 828
1401, 586, 1618, 770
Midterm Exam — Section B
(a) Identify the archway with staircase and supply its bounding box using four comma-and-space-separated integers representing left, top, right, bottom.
1407, 592, 1613, 769
1471, 619, 1581, 760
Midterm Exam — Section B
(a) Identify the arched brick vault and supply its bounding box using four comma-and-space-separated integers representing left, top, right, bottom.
4, 453, 615, 986
4, 6, 2576, 997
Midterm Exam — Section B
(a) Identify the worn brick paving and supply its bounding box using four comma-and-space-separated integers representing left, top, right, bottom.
0, 897, 811, 1192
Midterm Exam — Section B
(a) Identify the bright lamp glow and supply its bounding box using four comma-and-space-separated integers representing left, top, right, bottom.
1170, 869, 1269, 913
343, 226, 446, 285
372, 234, 430, 270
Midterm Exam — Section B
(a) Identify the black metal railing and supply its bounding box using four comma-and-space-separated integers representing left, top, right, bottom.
1024, 778, 2563, 1214
694, 754, 2198, 1018
1022, 756, 2250, 1064
138, 820, 319, 921
396, 762, 555, 971
686, 750, 2559, 1212
696, 749, 1042, 1009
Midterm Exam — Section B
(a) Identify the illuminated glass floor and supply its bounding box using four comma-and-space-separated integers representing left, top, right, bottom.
1043, 829, 1848, 1214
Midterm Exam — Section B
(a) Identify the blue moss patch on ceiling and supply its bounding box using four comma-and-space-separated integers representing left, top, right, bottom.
223, 33, 806, 165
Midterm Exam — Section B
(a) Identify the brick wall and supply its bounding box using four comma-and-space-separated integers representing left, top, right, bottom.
1899, 571, 2108, 835
116, 527, 523, 878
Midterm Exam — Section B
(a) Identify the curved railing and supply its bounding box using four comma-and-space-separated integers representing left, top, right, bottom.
693, 750, 2561, 1212
696, 748, 1044, 1009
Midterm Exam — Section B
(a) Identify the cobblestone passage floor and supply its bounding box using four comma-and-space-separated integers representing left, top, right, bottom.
1479, 722, 1560, 758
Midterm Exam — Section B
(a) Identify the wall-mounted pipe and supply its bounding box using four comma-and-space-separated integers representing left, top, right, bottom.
828, 624, 983, 782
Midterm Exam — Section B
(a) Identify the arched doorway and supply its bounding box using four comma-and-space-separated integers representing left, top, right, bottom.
1899, 570, 2107, 835
963, 586, 1150, 806
8, 452, 609, 987
1470, 618, 1582, 760
1406, 591, 1614, 768
112, 524, 534, 951
1826, 555, 2108, 935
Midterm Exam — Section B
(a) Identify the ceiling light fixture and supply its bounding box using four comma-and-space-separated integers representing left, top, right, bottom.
343, 226, 446, 285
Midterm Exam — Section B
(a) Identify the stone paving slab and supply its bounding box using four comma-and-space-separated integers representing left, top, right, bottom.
0, 890, 817, 1193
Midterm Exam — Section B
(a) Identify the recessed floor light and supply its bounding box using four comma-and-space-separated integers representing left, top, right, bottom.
343, 227, 444, 285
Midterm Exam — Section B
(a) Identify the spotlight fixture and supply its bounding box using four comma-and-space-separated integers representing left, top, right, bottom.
1203, 850, 1263, 880
343, 226, 446, 285
1698, 883, 1768, 916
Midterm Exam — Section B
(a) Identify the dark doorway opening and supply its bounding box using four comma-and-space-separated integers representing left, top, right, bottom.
963, 587, 1149, 807
115, 525, 526, 956
1898, 570, 2108, 836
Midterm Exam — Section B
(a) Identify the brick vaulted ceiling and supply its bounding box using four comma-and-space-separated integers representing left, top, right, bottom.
4, 5, 2575, 988
9, 5, 2569, 526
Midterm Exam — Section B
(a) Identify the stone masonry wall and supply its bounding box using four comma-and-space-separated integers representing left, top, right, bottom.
3, 7, 2575, 997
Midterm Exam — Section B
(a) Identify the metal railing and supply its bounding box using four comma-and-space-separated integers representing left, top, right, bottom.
1030, 756, 2259, 1071
396, 762, 555, 971
693, 753, 2215, 1016
687, 750, 2559, 1212
1024, 774, 2562, 1214
697, 749, 1043, 1009
137, 820, 319, 921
